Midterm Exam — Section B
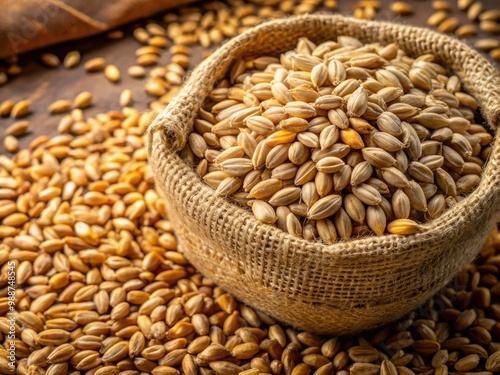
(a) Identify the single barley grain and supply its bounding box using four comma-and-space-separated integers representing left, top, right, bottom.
455, 24, 477, 37
63, 51, 81, 68
438, 17, 461, 33
73, 92, 93, 109
84, 57, 106, 72
5, 120, 29, 136
10, 100, 31, 118
105, 65, 121, 82
390, 1, 413, 15
48, 100, 72, 114
40, 53, 61, 67
0, 100, 14, 117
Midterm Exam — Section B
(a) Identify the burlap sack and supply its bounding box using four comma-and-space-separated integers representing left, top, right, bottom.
0, 0, 194, 58
148, 15, 500, 335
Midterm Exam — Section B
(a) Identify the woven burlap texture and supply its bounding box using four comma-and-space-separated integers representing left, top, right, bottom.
148, 15, 500, 335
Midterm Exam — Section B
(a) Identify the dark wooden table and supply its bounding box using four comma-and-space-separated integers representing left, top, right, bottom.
0, 0, 498, 155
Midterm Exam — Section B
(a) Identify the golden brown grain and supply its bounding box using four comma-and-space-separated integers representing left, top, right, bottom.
390, 1, 413, 15
5, 120, 29, 136
455, 24, 477, 37
10, 100, 31, 118
104, 65, 121, 82
427, 11, 449, 26
41, 53, 61, 67
84, 57, 106, 72
63, 51, 81, 68
438, 17, 461, 33
73, 92, 93, 109
48, 99, 71, 114
3, 135, 19, 153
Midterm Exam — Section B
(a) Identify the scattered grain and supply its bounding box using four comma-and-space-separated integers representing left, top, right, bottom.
41, 53, 61, 67
390, 1, 413, 15
10, 100, 31, 118
48, 99, 72, 114
105, 65, 121, 82
5, 120, 29, 136
84, 57, 106, 72
64, 51, 81, 68
73, 92, 93, 109
4, 135, 19, 153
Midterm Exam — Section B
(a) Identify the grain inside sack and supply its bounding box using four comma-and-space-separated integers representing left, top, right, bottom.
181, 36, 493, 242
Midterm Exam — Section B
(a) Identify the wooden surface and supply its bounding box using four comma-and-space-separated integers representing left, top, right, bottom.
0, 0, 498, 155
0, 0, 195, 58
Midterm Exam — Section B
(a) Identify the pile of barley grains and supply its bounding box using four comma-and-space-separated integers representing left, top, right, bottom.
1, 111, 500, 375
182, 36, 493, 241
0, 103, 499, 374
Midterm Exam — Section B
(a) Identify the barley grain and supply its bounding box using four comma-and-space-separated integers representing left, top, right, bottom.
105, 65, 121, 82
474, 38, 500, 51
390, 1, 413, 15
84, 57, 106, 72
490, 48, 500, 61
11, 100, 31, 118
438, 17, 460, 33
4, 136, 19, 153
480, 20, 500, 33
41, 53, 61, 67
455, 24, 477, 37
73, 91, 93, 109
64, 51, 81, 68
48, 99, 71, 114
